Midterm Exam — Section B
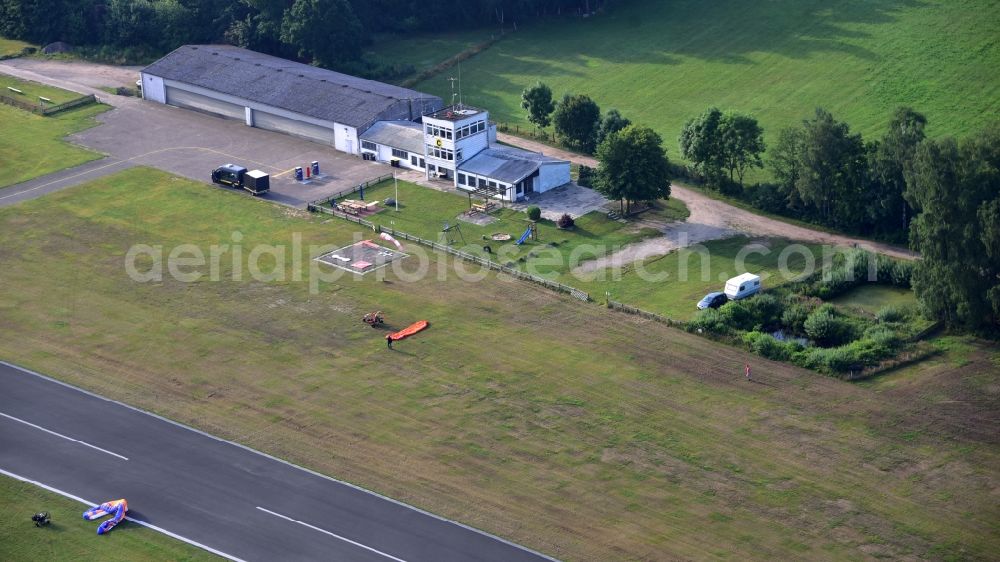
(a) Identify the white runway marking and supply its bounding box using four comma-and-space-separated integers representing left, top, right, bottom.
256, 506, 408, 562
0, 468, 247, 562
0, 411, 129, 460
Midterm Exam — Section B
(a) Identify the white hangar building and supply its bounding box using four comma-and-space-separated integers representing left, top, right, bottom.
140, 44, 443, 156
141, 45, 570, 201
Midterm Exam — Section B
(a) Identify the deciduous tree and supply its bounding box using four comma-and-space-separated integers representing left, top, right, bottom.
280, 0, 362, 66
595, 125, 671, 214
720, 112, 764, 186
520, 81, 556, 130
679, 107, 725, 185
907, 124, 1000, 329
595, 108, 631, 147
869, 107, 926, 240
769, 126, 805, 210
553, 93, 601, 153
794, 108, 867, 227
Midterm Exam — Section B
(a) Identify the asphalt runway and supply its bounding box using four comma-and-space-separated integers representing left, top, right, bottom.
0, 361, 555, 561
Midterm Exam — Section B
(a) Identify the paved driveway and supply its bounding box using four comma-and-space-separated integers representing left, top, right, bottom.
71, 99, 384, 207
509, 183, 608, 220
0, 60, 393, 208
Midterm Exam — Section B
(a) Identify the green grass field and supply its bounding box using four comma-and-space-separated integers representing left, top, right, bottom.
0, 167, 996, 560
639, 197, 690, 223
350, 179, 815, 320
0, 75, 82, 105
0, 37, 35, 58
340, 177, 822, 320
362, 29, 495, 80
0, 94, 107, 188
0, 476, 218, 561
564, 236, 826, 321
341, 177, 660, 262
378, 0, 1000, 165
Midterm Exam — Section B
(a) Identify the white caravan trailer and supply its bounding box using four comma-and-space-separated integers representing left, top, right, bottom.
724, 273, 761, 300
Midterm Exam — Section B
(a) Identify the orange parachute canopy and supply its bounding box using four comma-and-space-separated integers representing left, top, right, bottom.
388, 320, 428, 341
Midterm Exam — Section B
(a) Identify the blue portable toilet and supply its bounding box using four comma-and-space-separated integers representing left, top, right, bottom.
294, 167, 303, 181
311, 161, 319, 176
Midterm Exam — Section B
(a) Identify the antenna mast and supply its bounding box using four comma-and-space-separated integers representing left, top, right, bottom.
447, 76, 458, 107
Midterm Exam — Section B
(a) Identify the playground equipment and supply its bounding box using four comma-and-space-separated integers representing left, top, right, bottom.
363, 311, 384, 327
83, 499, 128, 535
515, 222, 537, 245
441, 221, 465, 245
388, 320, 429, 341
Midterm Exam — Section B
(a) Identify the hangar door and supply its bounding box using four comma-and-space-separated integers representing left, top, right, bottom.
252, 110, 335, 145
164, 86, 244, 120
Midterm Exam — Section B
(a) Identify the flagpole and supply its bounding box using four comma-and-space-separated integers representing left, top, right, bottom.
394, 173, 399, 212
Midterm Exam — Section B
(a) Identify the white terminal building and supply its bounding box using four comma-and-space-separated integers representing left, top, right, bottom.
141, 45, 569, 202
419, 105, 570, 201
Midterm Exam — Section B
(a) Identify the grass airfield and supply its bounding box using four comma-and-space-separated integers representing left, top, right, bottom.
0, 168, 996, 560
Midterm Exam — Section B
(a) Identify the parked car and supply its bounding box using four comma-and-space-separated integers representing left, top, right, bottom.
697, 292, 728, 310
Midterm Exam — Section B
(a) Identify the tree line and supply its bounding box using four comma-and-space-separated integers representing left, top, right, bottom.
0, 0, 609, 70
520, 82, 999, 331
680, 105, 999, 330
713, 112, 998, 331
521, 82, 672, 216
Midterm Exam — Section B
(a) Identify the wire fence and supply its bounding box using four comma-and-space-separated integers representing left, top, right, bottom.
606, 300, 683, 327
307, 174, 395, 210
42, 94, 97, 115
495, 122, 557, 143
0, 92, 96, 115
308, 177, 712, 325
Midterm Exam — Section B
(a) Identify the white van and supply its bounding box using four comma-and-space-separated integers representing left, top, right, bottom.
724, 273, 761, 300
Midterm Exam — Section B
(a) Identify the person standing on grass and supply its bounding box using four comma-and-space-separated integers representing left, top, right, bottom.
745, 363, 752, 382
386, 334, 393, 350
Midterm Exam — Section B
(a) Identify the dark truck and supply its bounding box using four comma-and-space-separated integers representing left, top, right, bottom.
211, 164, 270, 195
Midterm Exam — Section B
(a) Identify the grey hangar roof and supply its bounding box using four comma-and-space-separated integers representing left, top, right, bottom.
359, 121, 424, 155
142, 45, 443, 130
458, 148, 567, 184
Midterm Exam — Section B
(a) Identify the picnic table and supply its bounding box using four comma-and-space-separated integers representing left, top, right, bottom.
339, 199, 378, 214
471, 201, 498, 214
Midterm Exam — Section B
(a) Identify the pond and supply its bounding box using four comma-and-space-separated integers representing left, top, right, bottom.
770, 330, 810, 347
829, 285, 916, 316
